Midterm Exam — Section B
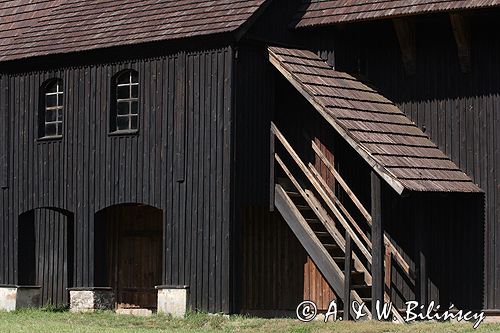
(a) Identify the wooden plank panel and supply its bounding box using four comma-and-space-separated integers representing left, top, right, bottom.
0, 75, 8, 189
0, 46, 234, 313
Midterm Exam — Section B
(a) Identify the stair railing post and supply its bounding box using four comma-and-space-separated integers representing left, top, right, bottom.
344, 231, 352, 320
384, 246, 392, 297
371, 172, 384, 318
270, 124, 275, 212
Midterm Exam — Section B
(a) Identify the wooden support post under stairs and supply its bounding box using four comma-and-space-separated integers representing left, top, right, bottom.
344, 232, 352, 321
270, 127, 275, 212
371, 172, 384, 317
416, 199, 428, 311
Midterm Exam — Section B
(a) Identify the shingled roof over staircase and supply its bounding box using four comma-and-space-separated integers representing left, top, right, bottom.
268, 46, 482, 194
0, 0, 268, 62
292, 0, 500, 28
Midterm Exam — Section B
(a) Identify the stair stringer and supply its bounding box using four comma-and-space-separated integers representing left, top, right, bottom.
275, 184, 371, 320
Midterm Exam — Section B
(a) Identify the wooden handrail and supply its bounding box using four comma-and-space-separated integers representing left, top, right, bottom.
311, 140, 372, 223
308, 163, 373, 250
310, 138, 412, 278
271, 123, 373, 263
271, 123, 404, 322
274, 153, 372, 286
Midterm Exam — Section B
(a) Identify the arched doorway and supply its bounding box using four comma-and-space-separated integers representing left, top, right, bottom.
95, 204, 163, 310
18, 208, 74, 306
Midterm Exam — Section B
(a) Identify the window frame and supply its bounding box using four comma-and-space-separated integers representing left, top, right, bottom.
110, 69, 140, 135
38, 78, 64, 140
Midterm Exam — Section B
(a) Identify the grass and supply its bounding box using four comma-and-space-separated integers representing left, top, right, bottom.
0, 309, 499, 333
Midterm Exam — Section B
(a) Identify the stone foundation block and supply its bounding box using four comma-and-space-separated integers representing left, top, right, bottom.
68, 287, 114, 312
116, 308, 153, 316
156, 285, 189, 317
0, 285, 41, 311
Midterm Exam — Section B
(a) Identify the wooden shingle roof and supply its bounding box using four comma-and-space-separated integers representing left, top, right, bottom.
293, 0, 500, 28
0, 0, 268, 62
268, 46, 482, 194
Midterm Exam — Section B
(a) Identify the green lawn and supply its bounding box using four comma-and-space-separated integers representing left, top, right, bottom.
0, 309, 499, 333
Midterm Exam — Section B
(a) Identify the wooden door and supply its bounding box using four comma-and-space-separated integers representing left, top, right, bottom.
108, 205, 162, 309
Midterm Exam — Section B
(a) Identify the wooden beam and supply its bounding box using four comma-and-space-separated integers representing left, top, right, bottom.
308, 163, 373, 250
393, 18, 416, 75
344, 232, 352, 320
415, 200, 428, 310
274, 184, 371, 319
449, 13, 471, 73
312, 140, 412, 278
270, 129, 275, 212
371, 172, 384, 316
311, 141, 372, 223
384, 248, 392, 295
275, 153, 372, 286
272, 123, 373, 262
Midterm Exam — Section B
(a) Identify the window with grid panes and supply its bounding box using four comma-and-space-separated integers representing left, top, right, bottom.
40, 79, 64, 138
112, 70, 139, 133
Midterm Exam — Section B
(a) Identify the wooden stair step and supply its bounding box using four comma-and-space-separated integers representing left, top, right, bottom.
314, 231, 330, 238
285, 190, 301, 198
332, 256, 354, 262
277, 177, 294, 190
323, 244, 339, 250
350, 271, 365, 280
351, 284, 371, 291
296, 204, 312, 211
305, 218, 321, 224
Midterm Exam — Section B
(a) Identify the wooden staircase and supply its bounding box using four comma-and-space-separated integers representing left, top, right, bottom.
270, 122, 411, 322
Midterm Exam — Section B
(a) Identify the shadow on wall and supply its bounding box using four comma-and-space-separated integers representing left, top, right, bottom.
94, 203, 163, 310
383, 189, 485, 311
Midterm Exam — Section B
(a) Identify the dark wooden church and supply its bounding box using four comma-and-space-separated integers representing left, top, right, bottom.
0, 0, 498, 319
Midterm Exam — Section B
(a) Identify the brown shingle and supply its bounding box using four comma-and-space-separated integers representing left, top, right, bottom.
0, 0, 267, 62
268, 46, 482, 193
293, 0, 500, 28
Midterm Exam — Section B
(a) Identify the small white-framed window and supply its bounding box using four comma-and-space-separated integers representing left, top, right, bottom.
40, 79, 63, 138
111, 70, 139, 133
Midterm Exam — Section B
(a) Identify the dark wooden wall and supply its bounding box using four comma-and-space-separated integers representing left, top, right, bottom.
232, 43, 274, 312
334, 13, 496, 310
0, 45, 234, 313
304, 12, 493, 309
17, 207, 73, 306
34, 209, 73, 306
234, 46, 367, 312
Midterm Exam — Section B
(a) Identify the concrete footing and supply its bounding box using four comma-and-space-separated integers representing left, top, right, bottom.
68, 287, 114, 312
0, 285, 41, 311
156, 285, 189, 317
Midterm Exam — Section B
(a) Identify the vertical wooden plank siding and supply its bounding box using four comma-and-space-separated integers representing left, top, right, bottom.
34, 209, 73, 306
312, 15, 496, 309
237, 44, 338, 313
0, 75, 8, 189
0, 46, 234, 313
